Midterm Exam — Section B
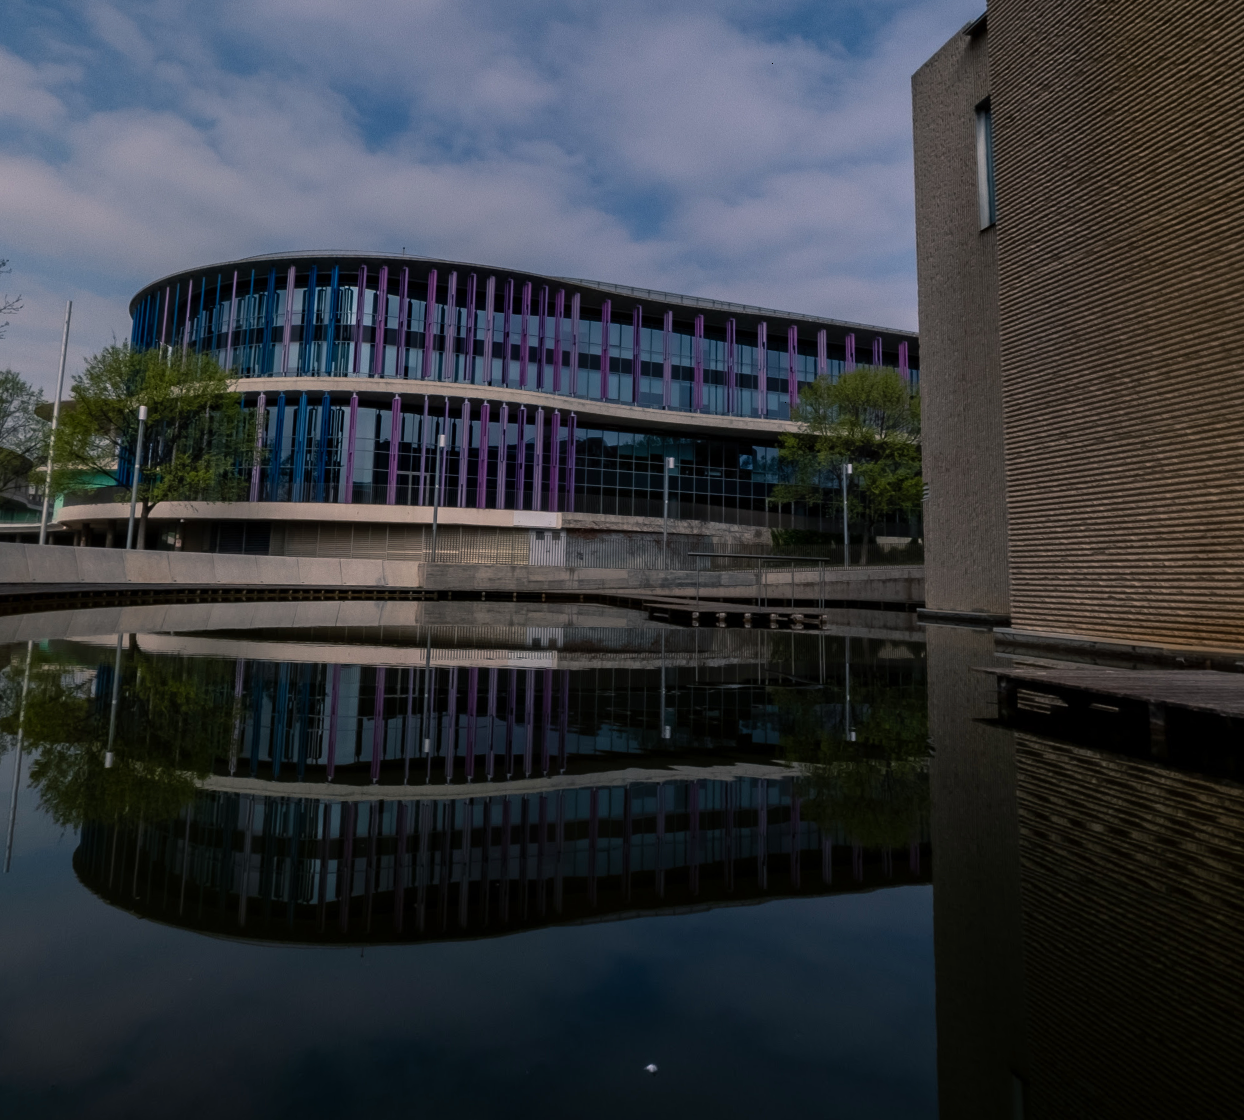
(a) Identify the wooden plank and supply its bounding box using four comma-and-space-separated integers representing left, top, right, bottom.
981, 666, 1244, 720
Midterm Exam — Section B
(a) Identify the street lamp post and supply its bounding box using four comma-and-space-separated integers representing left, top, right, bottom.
125, 405, 148, 550
430, 432, 446, 562
38, 301, 72, 546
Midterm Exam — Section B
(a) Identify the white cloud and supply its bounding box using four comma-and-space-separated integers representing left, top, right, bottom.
0, 0, 983, 392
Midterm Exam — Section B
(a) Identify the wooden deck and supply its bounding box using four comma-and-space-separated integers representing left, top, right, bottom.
981, 665, 1244, 752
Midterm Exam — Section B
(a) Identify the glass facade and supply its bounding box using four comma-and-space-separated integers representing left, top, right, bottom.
248, 393, 790, 524
130, 258, 920, 425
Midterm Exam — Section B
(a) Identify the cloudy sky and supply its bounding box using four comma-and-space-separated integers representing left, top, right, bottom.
0, 0, 980, 394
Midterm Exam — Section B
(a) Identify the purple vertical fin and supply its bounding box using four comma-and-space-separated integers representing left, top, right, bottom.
693, 314, 704, 412
515, 405, 528, 512
598, 300, 611, 400
537, 285, 548, 391
484, 276, 496, 384
458, 398, 470, 507
787, 324, 798, 410
343, 394, 358, 503
899, 341, 909, 383
421, 269, 436, 380
725, 318, 736, 415
569, 293, 581, 397
159, 285, 170, 346
817, 328, 827, 377
548, 411, 560, 513
373, 266, 390, 377
445, 272, 458, 381
872, 336, 882, 365
502, 279, 514, 387
519, 281, 531, 389
387, 395, 400, 504
476, 401, 490, 508
757, 322, 768, 418
353, 266, 367, 373
565, 413, 577, 513
553, 289, 565, 394
441, 399, 451, 508
662, 310, 672, 409
396, 267, 409, 378
631, 305, 641, 405
464, 274, 477, 383
496, 404, 509, 509
417, 396, 430, 504
532, 407, 544, 511
845, 332, 855, 371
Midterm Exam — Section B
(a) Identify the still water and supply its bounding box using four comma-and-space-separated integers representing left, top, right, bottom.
0, 601, 933, 1119
3, 601, 1241, 1117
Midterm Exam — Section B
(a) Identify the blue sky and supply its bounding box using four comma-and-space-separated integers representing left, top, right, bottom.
0, 0, 981, 392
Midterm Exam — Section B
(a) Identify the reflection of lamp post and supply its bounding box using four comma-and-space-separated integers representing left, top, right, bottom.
4, 641, 34, 872
105, 634, 123, 768
430, 431, 446, 562
662, 455, 674, 568
125, 405, 148, 550
38, 301, 72, 546
842, 461, 853, 568
660, 631, 671, 740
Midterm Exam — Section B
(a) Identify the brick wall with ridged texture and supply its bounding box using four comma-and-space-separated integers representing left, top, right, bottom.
912, 29, 1010, 618
990, 0, 1244, 649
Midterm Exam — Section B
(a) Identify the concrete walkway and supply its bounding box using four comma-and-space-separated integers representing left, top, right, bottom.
0, 541, 923, 605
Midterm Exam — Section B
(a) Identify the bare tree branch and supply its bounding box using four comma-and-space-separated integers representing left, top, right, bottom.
0, 259, 22, 340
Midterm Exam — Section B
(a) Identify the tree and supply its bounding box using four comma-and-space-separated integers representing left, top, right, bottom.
44, 345, 255, 548
772, 367, 921, 563
0, 259, 21, 340
0, 369, 46, 502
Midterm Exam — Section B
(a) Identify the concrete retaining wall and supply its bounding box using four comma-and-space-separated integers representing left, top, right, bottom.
0, 542, 923, 604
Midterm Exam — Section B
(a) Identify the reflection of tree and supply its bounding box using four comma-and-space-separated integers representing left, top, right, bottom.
776, 677, 929, 849
0, 645, 236, 828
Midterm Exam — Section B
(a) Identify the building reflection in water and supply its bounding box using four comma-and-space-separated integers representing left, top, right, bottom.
76, 774, 929, 944
0, 608, 931, 944
928, 624, 1244, 1120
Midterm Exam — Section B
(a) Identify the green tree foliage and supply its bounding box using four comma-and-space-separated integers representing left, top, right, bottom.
0, 643, 237, 828
0, 369, 47, 500
42, 345, 254, 547
772, 366, 922, 561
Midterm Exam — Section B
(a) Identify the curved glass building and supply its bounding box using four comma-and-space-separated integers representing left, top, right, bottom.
63, 253, 920, 556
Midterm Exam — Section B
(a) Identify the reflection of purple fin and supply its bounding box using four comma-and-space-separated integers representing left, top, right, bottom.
370, 667, 386, 784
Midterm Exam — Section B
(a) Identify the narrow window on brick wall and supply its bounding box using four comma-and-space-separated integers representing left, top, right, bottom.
976, 98, 997, 229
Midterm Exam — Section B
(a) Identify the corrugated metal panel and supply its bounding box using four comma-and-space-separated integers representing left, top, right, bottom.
990, 0, 1244, 649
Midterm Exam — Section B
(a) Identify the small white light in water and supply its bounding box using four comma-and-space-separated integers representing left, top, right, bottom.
644, 1064, 658, 1075
662, 726, 671, 739
104, 752, 114, 768
423, 738, 431, 754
